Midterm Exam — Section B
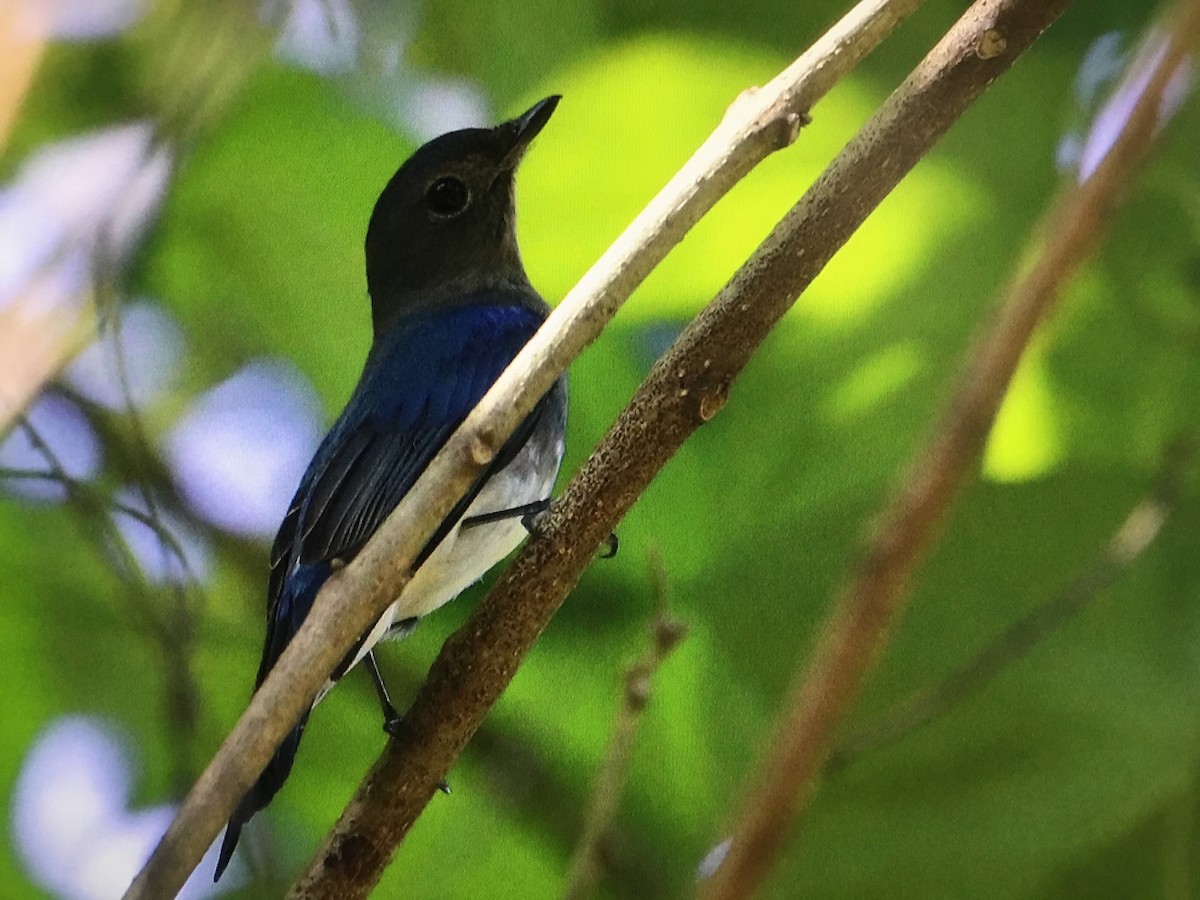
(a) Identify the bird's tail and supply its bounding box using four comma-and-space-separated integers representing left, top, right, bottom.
213, 711, 310, 882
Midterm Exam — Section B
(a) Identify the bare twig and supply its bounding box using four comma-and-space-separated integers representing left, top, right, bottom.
563, 549, 688, 900
2, 432, 203, 787
830, 437, 1196, 771
104, 297, 204, 781
701, 3, 1200, 897
287, 0, 1072, 896
127, 3, 930, 896
0, 466, 191, 576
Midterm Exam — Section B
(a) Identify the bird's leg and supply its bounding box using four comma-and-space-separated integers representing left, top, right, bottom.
461, 498, 619, 558
364, 651, 402, 734
364, 651, 451, 795
460, 498, 551, 530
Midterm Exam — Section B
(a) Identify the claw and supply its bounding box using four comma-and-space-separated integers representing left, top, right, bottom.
521, 507, 551, 538
600, 532, 619, 559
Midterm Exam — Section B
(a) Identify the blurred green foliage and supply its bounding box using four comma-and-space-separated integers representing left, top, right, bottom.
3, 0, 1200, 898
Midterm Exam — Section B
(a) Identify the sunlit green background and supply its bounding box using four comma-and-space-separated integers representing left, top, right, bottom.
4, 0, 1200, 897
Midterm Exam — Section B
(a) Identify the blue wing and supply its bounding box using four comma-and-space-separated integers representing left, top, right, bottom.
258, 299, 554, 683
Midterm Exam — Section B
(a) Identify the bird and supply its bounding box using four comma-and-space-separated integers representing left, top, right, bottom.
214, 95, 567, 882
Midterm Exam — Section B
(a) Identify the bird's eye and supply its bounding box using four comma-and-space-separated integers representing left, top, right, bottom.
425, 176, 470, 219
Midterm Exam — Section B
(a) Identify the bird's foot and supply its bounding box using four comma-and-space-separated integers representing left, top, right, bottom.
381, 707, 405, 739
520, 502, 552, 537
521, 503, 618, 559
382, 715, 451, 793
462, 498, 552, 531
599, 531, 619, 559
460, 497, 618, 558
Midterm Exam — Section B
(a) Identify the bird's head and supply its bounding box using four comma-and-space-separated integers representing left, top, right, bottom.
364, 95, 559, 332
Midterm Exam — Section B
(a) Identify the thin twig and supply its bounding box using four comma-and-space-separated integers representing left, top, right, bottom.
104, 294, 204, 781
2, 424, 204, 789
127, 3, 930, 896
563, 549, 688, 900
830, 436, 1196, 772
13, 417, 198, 594
8, 423, 160, 618
701, 3, 1200, 897
287, 0, 1066, 896
1, 465, 190, 570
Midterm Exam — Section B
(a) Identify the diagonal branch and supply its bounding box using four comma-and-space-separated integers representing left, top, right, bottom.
123, 2, 931, 897
829, 435, 1195, 772
700, 2, 1200, 897
287, 0, 1075, 896
563, 549, 688, 900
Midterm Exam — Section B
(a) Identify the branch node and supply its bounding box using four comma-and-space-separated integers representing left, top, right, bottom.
976, 28, 1008, 60
726, 86, 763, 124
783, 110, 812, 146
653, 615, 689, 654
625, 669, 652, 710
469, 430, 497, 466
697, 384, 730, 423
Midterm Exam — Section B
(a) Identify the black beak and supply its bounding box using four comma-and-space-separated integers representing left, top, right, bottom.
499, 95, 560, 167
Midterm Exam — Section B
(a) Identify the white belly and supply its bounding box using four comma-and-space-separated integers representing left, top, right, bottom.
341, 428, 563, 678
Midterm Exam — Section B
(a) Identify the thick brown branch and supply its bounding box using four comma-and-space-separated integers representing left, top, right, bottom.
701, 3, 1199, 898
124, 3, 929, 897
286, 0, 1075, 896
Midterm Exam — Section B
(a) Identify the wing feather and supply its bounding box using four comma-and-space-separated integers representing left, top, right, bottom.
260, 301, 555, 676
